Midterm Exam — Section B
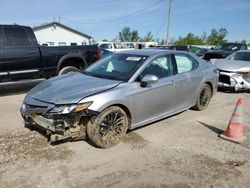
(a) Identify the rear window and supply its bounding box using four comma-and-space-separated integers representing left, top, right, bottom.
3, 27, 32, 47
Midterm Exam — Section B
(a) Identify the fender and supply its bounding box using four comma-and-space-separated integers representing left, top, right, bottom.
57, 53, 88, 73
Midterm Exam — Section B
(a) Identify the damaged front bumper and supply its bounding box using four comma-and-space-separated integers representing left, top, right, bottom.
20, 99, 98, 142
218, 71, 250, 91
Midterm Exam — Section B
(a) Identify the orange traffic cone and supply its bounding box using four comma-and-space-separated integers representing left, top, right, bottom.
219, 98, 246, 144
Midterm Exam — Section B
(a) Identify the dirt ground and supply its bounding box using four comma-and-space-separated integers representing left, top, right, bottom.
0, 81, 250, 188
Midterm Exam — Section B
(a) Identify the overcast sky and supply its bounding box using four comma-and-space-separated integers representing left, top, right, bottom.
0, 0, 250, 42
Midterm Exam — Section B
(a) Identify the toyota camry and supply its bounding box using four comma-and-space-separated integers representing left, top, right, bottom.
20, 49, 218, 148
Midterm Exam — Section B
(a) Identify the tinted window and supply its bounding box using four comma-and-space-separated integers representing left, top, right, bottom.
3, 27, 32, 47
140, 56, 173, 79
85, 54, 147, 81
240, 44, 247, 50
218, 43, 241, 51
175, 54, 198, 73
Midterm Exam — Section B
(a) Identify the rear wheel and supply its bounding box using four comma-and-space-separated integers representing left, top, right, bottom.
87, 106, 128, 148
58, 66, 80, 75
193, 84, 212, 111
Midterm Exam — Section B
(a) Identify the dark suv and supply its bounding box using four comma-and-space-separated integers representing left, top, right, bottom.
203, 42, 248, 60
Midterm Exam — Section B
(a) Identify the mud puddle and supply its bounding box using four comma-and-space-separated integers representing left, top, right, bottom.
122, 132, 148, 150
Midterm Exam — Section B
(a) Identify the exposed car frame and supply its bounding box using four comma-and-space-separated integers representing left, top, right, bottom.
212, 50, 250, 91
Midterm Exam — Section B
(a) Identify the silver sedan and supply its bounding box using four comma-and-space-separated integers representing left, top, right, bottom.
20, 49, 218, 148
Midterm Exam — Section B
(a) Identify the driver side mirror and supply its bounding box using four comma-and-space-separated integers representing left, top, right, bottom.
140, 74, 159, 87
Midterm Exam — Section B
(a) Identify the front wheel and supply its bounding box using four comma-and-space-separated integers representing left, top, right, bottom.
87, 106, 128, 148
58, 66, 80, 75
193, 84, 212, 111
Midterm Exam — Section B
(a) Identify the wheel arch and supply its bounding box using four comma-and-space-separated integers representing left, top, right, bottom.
100, 103, 132, 129
57, 55, 87, 73
204, 81, 214, 95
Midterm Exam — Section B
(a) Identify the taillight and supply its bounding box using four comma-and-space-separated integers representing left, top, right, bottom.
97, 49, 101, 60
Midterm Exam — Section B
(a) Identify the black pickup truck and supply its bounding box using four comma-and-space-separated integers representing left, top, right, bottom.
0, 25, 100, 82
203, 42, 248, 60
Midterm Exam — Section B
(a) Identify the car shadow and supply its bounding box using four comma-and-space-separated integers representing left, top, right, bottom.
0, 79, 44, 97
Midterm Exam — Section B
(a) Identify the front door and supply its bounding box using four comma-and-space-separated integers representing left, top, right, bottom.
131, 55, 177, 127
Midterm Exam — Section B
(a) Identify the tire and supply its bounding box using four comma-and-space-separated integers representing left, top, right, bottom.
58, 66, 80, 75
193, 84, 212, 111
87, 106, 128, 148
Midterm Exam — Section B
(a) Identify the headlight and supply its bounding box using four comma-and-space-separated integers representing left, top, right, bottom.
49, 102, 92, 114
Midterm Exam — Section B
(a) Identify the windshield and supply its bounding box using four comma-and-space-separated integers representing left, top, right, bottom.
226, 52, 250, 61
216, 43, 241, 51
84, 54, 148, 81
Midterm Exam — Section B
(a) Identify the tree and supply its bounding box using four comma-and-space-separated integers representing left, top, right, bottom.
118, 27, 131, 42
241, 39, 247, 44
143, 32, 154, 42
206, 28, 228, 45
131, 30, 140, 42
101, 39, 108, 42
201, 32, 207, 44
175, 33, 203, 45
118, 27, 140, 42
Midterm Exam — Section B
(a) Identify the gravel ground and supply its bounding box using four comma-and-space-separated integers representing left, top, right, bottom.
0, 81, 250, 188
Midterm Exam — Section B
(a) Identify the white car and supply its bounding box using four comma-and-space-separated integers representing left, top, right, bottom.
212, 50, 250, 91
98, 42, 134, 52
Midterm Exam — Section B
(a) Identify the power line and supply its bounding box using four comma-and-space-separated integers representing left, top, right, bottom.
63, 0, 164, 25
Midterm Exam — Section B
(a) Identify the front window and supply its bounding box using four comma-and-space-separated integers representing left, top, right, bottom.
84, 54, 148, 81
139, 56, 173, 79
226, 52, 250, 61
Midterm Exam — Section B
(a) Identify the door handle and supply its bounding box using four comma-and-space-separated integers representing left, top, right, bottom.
170, 80, 176, 85
28, 51, 36, 54
166, 80, 175, 86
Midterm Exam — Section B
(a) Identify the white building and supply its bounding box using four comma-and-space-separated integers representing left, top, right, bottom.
33, 22, 91, 46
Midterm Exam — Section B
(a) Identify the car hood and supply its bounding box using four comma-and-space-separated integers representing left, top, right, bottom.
213, 59, 250, 72
27, 73, 123, 104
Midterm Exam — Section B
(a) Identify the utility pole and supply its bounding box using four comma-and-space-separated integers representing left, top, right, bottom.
166, 0, 172, 45
58, 15, 62, 23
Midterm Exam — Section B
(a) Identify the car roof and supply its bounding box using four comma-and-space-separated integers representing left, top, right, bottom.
115, 49, 169, 56
116, 48, 195, 57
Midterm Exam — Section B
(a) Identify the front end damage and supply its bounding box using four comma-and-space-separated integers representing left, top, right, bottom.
20, 100, 98, 143
218, 70, 250, 91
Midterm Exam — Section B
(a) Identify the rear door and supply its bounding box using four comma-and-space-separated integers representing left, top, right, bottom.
173, 53, 201, 110
0, 28, 7, 80
2, 26, 42, 79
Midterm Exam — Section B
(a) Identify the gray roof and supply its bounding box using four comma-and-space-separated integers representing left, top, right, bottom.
117, 49, 191, 56
33, 22, 91, 39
